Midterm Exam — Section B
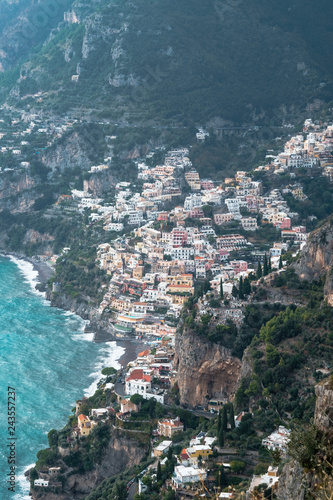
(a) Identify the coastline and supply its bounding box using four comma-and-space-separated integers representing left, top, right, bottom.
1, 252, 149, 368
0, 251, 55, 284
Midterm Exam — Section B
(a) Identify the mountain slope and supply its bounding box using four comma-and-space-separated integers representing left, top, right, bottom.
1, 0, 333, 124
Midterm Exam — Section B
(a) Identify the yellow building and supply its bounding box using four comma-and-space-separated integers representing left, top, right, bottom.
186, 445, 212, 460
166, 274, 194, 287
78, 414, 96, 437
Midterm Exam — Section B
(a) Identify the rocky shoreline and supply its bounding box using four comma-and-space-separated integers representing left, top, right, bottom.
3, 252, 149, 367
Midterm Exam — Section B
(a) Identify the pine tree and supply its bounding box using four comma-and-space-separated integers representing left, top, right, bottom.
229, 403, 235, 429
263, 254, 268, 276
220, 279, 223, 299
218, 426, 224, 447
157, 460, 162, 481
279, 256, 283, 269
232, 285, 239, 298
239, 276, 244, 299
257, 262, 262, 279
243, 277, 251, 295
222, 405, 228, 431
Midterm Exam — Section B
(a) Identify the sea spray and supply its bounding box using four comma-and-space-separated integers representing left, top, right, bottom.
0, 256, 123, 499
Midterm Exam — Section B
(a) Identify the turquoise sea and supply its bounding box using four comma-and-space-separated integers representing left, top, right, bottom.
0, 256, 124, 499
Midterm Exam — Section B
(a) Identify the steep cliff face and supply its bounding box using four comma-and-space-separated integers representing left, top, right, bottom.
83, 171, 115, 197
42, 132, 93, 174
277, 377, 333, 500
0, 172, 40, 212
314, 377, 333, 434
174, 329, 241, 406
47, 290, 114, 341
64, 433, 147, 498
294, 217, 333, 305
31, 432, 148, 500
277, 461, 311, 500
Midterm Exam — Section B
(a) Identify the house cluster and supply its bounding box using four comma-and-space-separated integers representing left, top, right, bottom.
90, 132, 317, 346
0, 110, 80, 174
262, 426, 291, 455
150, 429, 215, 490
254, 119, 333, 177
172, 432, 215, 490
33, 467, 62, 489
122, 341, 176, 404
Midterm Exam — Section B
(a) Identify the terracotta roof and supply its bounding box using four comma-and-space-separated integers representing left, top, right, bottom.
138, 349, 151, 357
126, 369, 151, 383
78, 414, 89, 421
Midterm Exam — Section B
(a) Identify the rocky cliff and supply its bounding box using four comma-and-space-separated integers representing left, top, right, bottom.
0, 171, 40, 212
174, 329, 241, 406
42, 131, 93, 174
47, 290, 114, 340
314, 376, 333, 434
277, 377, 333, 500
30, 432, 148, 500
277, 461, 312, 500
294, 217, 333, 305
83, 170, 115, 197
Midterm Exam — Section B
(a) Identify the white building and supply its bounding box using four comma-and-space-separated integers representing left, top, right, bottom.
225, 198, 240, 214
173, 466, 207, 488
107, 223, 124, 232
262, 426, 291, 454
184, 193, 203, 210
34, 480, 49, 487
241, 217, 258, 231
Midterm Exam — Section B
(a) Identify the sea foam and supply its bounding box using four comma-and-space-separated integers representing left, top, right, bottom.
8, 255, 45, 298
84, 341, 125, 397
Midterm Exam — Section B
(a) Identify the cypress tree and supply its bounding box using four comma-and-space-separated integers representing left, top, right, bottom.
279, 256, 283, 269
263, 254, 268, 276
229, 403, 235, 429
232, 285, 239, 298
222, 405, 228, 431
217, 411, 222, 433
218, 426, 224, 447
243, 277, 251, 295
157, 460, 162, 481
220, 279, 224, 299
239, 276, 244, 299
268, 256, 272, 272
257, 262, 262, 279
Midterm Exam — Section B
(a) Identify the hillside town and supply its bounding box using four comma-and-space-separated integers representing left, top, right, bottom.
26, 118, 333, 498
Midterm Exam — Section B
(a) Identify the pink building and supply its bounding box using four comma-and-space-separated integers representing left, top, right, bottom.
280, 218, 291, 230
172, 228, 188, 247
230, 260, 248, 274
189, 208, 204, 219
201, 180, 215, 190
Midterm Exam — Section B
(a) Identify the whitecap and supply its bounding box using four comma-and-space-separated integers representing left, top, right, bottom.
8, 256, 45, 298
14, 463, 35, 500
83, 342, 125, 398
73, 332, 95, 342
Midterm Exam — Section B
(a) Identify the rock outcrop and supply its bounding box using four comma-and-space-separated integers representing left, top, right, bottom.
174, 329, 241, 406
31, 432, 148, 500
0, 172, 40, 212
314, 376, 333, 434
277, 460, 311, 500
277, 377, 333, 499
294, 217, 333, 305
83, 171, 115, 197
47, 290, 114, 340
42, 132, 92, 174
